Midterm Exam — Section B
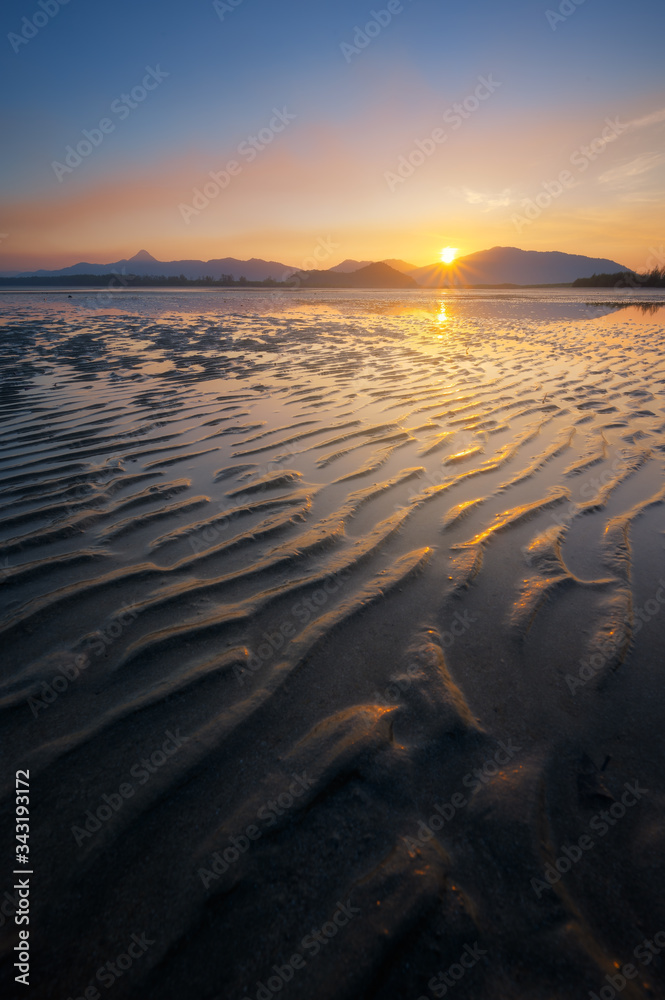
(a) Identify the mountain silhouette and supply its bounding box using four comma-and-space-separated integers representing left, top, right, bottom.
128, 250, 158, 263
17, 253, 297, 282
295, 262, 418, 288
8, 246, 634, 286
410, 246, 632, 286
329, 258, 416, 274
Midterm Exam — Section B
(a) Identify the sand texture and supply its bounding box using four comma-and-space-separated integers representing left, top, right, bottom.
1, 288, 664, 1000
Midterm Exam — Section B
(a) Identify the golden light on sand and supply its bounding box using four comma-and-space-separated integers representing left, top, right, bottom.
440, 247, 458, 264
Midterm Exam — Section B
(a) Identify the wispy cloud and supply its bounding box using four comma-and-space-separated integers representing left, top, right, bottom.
459, 187, 516, 210
598, 152, 665, 188
626, 107, 665, 130
616, 190, 664, 204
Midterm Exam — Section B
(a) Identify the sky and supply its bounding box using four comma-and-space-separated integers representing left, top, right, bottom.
1, 0, 664, 272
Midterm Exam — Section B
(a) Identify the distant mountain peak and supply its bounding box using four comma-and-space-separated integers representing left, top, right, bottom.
409, 246, 632, 287
129, 250, 157, 262
11, 246, 633, 287
296, 261, 418, 289
381, 258, 417, 274
330, 257, 417, 275
329, 258, 374, 273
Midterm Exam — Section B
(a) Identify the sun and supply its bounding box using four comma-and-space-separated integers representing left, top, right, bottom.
440, 246, 458, 264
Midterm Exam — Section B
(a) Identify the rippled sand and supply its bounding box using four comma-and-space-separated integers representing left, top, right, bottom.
1, 289, 665, 999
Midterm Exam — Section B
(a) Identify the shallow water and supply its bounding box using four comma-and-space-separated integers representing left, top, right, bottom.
1, 289, 665, 999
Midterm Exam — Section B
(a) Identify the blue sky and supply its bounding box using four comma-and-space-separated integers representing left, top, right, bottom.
1, 0, 664, 268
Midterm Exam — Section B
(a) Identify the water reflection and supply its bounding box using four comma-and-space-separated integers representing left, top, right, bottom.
589, 302, 665, 325
0, 288, 663, 329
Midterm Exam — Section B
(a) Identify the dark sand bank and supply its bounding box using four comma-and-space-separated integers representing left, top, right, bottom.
1, 289, 665, 1000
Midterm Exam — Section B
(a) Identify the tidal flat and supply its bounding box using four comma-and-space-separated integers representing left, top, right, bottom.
1, 287, 664, 999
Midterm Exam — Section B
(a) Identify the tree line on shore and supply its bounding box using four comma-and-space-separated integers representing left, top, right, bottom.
2, 266, 665, 289
0, 273, 285, 288
572, 267, 665, 288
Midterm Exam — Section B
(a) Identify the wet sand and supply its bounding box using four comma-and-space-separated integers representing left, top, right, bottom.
1, 288, 665, 1000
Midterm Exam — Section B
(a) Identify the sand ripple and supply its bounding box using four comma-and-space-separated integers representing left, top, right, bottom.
1, 290, 664, 999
